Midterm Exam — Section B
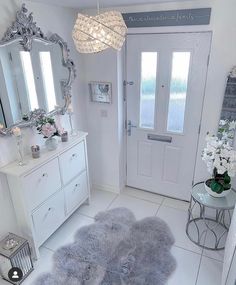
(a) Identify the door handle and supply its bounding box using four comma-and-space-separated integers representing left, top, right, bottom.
147, 134, 172, 143
124, 81, 134, 86
127, 120, 137, 136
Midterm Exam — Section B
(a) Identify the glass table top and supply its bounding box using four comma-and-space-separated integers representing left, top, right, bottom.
192, 182, 236, 210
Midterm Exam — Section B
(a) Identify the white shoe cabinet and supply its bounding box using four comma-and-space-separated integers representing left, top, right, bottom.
0, 132, 90, 260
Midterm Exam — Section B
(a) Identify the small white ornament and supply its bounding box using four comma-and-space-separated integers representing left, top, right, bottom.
12, 126, 21, 137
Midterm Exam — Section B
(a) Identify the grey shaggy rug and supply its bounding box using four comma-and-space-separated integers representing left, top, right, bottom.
35, 208, 176, 285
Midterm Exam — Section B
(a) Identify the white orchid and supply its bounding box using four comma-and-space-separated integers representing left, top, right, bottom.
229, 121, 236, 130
218, 120, 236, 142
202, 134, 236, 177
221, 148, 231, 159
218, 166, 226, 175
219, 120, 227, 126
206, 135, 217, 143
222, 131, 229, 140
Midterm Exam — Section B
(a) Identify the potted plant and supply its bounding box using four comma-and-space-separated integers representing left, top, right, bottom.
36, 116, 60, 151
202, 133, 236, 197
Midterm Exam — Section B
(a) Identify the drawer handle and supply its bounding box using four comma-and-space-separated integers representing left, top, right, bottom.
71, 153, 78, 159
73, 183, 80, 191
43, 207, 54, 221
38, 172, 48, 183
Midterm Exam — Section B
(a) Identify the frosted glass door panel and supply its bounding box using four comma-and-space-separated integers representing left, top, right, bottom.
167, 52, 191, 133
139, 52, 158, 129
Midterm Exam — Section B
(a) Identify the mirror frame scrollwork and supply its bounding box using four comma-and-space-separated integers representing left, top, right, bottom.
0, 3, 76, 136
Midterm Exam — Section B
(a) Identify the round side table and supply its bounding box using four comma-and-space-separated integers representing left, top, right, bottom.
186, 182, 236, 250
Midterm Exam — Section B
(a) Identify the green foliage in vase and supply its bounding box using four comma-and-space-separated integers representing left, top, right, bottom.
208, 168, 231, 194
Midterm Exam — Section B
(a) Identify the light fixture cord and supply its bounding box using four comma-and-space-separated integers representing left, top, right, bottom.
97, 0, 100, 15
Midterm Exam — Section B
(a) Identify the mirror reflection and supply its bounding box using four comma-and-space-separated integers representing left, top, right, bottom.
0, 40, 69, 128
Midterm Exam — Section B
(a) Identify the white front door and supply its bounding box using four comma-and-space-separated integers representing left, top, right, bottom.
126, 32, 211, 200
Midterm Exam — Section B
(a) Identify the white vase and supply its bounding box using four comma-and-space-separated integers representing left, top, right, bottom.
204, 180, 231, 198
45, 137, 58, 151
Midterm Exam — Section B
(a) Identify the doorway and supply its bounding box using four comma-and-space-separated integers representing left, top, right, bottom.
126, 32, 212, 200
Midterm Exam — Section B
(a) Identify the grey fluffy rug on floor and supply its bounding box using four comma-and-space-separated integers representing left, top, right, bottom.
35, 208, 176, 285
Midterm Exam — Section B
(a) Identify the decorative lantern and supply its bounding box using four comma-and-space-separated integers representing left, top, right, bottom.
0, 233, 33, 284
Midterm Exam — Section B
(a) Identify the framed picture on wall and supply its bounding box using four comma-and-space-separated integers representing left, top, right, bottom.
89, 81, 112, 104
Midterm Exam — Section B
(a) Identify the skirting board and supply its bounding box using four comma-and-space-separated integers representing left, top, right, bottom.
92, 183, 121, 194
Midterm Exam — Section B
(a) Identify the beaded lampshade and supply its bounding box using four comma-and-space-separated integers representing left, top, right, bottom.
72, 11, 127, 53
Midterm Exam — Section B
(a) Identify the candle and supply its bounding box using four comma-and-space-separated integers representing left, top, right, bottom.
61, 131, 68, 142
31, 145, 40, 159
67, 103, 73, 114
12, 127, 21, 137
13, 129, 25, 166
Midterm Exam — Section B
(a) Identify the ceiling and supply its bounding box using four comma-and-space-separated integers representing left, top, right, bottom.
29, 0, 196, 9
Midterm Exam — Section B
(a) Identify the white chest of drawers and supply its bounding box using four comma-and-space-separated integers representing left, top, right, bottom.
0, 132, 90, 260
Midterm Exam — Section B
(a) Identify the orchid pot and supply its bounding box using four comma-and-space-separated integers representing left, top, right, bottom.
204, 169, 231, 198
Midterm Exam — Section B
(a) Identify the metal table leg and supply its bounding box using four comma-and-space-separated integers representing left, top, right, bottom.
186, 197, 231, 250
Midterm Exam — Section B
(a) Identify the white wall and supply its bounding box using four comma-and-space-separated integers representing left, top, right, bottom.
81, 50, 122, 193
0, 0, 86, 238
81, 0, 236, 193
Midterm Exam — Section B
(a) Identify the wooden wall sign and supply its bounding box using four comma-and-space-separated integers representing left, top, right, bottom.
122, 8, 211, 28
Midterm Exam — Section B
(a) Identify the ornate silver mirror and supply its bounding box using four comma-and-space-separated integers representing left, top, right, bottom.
218, 67, 236, 145
0, 4, 76, 135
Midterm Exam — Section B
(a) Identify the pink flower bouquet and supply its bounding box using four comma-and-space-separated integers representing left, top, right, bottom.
36, 116, 60, 138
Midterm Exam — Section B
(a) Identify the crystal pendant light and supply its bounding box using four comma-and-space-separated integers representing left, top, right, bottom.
72, 1, 127, 53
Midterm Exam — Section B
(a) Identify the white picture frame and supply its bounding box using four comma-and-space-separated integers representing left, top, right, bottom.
89, 81, 112, 104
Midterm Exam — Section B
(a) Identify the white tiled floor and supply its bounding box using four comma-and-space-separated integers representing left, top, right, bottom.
108, 193, 160, 219
1, 187, 224, 285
